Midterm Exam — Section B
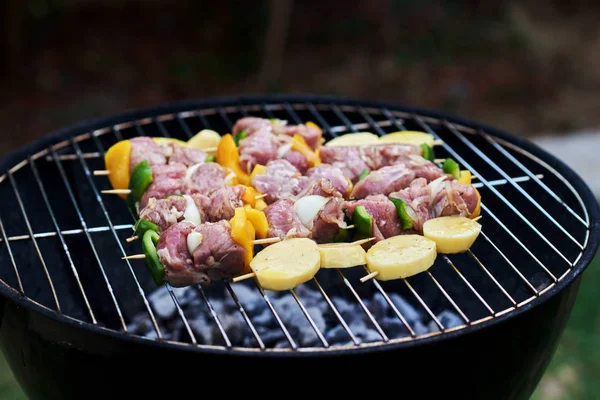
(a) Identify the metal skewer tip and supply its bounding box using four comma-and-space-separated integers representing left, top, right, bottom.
360, 271, 379, 283
93, 170, 110, 176
122, 254, 146, 260
253, 237, 281, 245
233, 272, 256, 283
102, 189, 132, 195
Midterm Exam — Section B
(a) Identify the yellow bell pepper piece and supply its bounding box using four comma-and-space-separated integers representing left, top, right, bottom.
250, 164, 267, 182
458, 170, 472, 185
216, 134, 250, 185
255, 198, 268, 211
151, 137, 188, 147
470, 187, 481, 219
104, 139, 132, 199
291, 134, 321, 167
229, 207, 255, 274
244, 205, 269, 239
305, 121, 321, 133
241, 186, 257, 208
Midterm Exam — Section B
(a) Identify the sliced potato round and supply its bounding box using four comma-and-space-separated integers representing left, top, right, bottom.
152, 137, 188, 146
366, 235, 437, 280
378, 131, 435, 146
325, 132, 380, 147
187, 129, 221, 152
318, 243, 367, 269
423, 215, 481, 254
250, 238, 320, 291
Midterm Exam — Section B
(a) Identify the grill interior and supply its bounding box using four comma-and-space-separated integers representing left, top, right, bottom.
0, 99, 592, 352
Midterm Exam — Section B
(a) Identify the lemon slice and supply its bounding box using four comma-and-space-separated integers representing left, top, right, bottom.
250, 238, 320, 291
423, 215, 481, 254
366, 235, 437, 280
378, 131, 435, 146
318, 242, 367, 269
325, 132, 380, 146
187, 129, 221, 152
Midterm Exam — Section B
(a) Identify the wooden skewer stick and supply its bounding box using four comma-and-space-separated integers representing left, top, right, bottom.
433, 158, 446, 164
351, 237, 376, 246
102, 189, 132, 195
232, 272, 256, 283
122, 254, 146, 260
203, 147, 217, 152
360, 271, 379, 283
253, 237, 281, 245
126, 235, 139, 243
432, 139, 444, 146
343, 225, 355, 230
94, 170, 110, 176
472, 215, 483, 222
254, 193, 268, 200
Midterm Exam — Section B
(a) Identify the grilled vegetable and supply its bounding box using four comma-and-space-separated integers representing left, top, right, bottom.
250, 164, 267, 182
104, 139, 131, 199
378, 131, 435, 146
325, 132, 380, 147
423, 215, 481, 254
352, 206, 373, 240
216, 134, 251, 185
142, 230, 165, 286
152, 137, 187, 146
366, 235, 437, 280
358, 169, 369, 181
244, 205, 269, 239
249, 238, 320, 291
388, 197, 414, 230
205, 154, 216, 163
442, 158, 460, 179
421, 144, 435, 161
187, 129, 221, 152
305, 121, 321, 133
134, 218, 160, 237
291, 134, 321, 167
254, 198, 268, 211
241, 186, 258, 207
234, 130, 249, 146
470, 187, 481, 219
127, 160, 153, 217
458, 170, 472, 185
229, 207, 255, 273
318, 243, 367, 269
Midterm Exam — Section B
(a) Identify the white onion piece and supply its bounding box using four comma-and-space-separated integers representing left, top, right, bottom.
294, 195, 330, 229
185, 163, 204, 182
183, 195, 201, 226
428, 176, 447, 205
277, 143, 293, 158
187, 232, 203, 255
224, 171, 237, 185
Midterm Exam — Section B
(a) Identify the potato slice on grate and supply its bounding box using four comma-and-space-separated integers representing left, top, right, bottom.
325, 132, 380, 146
250, 238, 321, 291
366, 235, 437, 280
318, 242, 367, 269
378, 131, 435, 146
187, 129, 221, 152
423, 215, 481, 254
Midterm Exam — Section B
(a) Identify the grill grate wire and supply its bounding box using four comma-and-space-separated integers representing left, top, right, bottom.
0, 101, 592, 352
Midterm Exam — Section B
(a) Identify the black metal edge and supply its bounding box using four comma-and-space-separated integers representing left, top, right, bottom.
0, 93, 598, 358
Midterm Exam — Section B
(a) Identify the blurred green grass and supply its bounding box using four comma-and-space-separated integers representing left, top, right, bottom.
0, 254, 598, 399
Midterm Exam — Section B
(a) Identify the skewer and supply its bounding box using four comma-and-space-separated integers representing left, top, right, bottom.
102, 189, 132, 195
254, 193, 268, 200
232, 272, 256, 283
122, 254, 147, 260
472, 215, 483, 222
344, 225, 355, 229
360, 271, 379, 283
203, 147, 217, 152
351, 237, 376, 246
253, 237, 282, 245
434, 158, 446, 164
432, 139, 443, 146
93, 170, 110, 176
126, 235, 138, 242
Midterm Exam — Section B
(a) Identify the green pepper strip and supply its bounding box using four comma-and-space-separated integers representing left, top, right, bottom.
358, 169, 369, 181
142, 230, 165, 286
442, 158, 461, 179
134, 218, 160, 237
352, 206, 373, 239
234, 130, 249, 146
333, 207, 353, 242
205, 154, 216, 162
389, 197, 414, 230
421, 143, 435, 161
127, 160, 153, 217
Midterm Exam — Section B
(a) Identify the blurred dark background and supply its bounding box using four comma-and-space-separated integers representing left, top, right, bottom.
1, 1, 599, 398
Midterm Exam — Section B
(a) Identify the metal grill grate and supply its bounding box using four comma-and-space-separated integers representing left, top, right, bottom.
0, 98, 593, 353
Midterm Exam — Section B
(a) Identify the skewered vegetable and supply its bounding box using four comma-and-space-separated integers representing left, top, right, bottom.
325, 132, 380, 147
378, 131, 435, 146
142, 230, 165, 285
187, 129, 221, 152
244, 205, 269, 239
388, 196, 414, 230
365, 235, 437, 280
358, 169, 369, 181
318, 242, 366, 269
215, 134, 251, 185
249, 238, 320, 291
423, 215, 481, 254
127, 160, 153, 217
134, 218, 160, 237
471, 188, 481, 219
234, 130, 249, 146
459, 170, 472, 185
421, 144, 435, 161
229, 207, 255, 273
104, 139, 131, 199
352, 205, 373, 240
442, 158, 460, 179
290, 134, 320, 167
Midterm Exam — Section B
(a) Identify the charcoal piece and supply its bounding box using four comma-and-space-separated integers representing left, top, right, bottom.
253, 308, 276, 327
148, 286, 177, 320
363, 329, 383, 342
325, 324, 351, 344
370, 292, 389, 319
389, 293, 421, 323
381, 317, 409, 338
331, 297, 361, 323
190, 318, 213, 344
413, 320, 429, 335
275, 340, 290, 348
294, 284, 325, 307
259, 329, 287, 345
212, 313, 245, 346
437, 310, 463, 329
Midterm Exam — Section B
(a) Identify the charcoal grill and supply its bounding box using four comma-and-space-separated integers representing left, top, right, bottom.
0, 95, 598, 399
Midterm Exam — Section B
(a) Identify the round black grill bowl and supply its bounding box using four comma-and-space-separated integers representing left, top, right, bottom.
0, 95, 598, 399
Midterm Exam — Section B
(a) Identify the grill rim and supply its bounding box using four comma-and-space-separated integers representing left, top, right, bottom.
0, 93, 598, 357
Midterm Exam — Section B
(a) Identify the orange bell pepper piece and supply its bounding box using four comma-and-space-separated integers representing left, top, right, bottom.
241, 186, 257, 208
250, 164, 267, 183
305, 121, 321, 132
244, 204, 269, 239
291, 134, 321, 167
104, 139, 132, 199
458, 170, 472, 185
229, 207, 255, 273
470, 187, 481, 219
216, 134, 250, 185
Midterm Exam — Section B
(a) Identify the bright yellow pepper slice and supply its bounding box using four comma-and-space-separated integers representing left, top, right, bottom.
216, 134, 251, 185
458, 170, 472, 185
244, 204, 269, 239
250, 164, 267, 182
291, 134, 321, 167
255, 198, 268, 211
241, 186, 257, 208
305, 121, 321, 132
229, 207, 255, 274
104, 140, 132, 199
470, 187, 481, 219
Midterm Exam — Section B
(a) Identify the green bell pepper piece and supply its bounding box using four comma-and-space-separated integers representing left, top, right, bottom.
134, 218, 160, 237
205, 154, 216, 163
352, 206, 373, 239
389, 197, 414, 230
421, 143, 435, 161
234, 130, 249, 146
442, 158, 461, 179
127, 160, 153, 217
358, 169, 369, 181
142, 230, 165, 286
